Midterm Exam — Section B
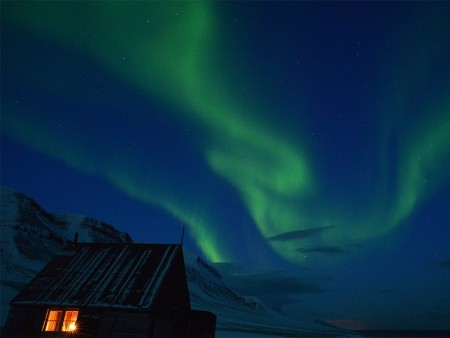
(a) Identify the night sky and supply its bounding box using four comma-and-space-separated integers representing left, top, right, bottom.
2, 1, 450, 331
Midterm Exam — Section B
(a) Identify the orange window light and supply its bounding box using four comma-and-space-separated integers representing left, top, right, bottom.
62, 310, 79, 332
44, 310, 62, 331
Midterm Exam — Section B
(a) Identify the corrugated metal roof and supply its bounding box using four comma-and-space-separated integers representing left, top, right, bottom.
12, 243, 180, 309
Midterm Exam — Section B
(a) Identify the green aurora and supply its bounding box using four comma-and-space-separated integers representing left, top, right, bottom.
3, 2, 450, 265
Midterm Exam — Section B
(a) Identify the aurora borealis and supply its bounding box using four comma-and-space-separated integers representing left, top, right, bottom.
2, 1, 450, 330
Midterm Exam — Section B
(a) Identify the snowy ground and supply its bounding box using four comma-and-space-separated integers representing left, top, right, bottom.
216, 329, 362, 337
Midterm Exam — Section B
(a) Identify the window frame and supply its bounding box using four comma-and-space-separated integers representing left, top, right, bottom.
42, 309, 62, 332
42, 308, 79, 333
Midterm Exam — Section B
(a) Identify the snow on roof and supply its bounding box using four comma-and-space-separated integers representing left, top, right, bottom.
12, 243, 180, 310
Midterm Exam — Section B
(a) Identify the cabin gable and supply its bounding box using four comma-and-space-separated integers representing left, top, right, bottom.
153, 247, 191, 312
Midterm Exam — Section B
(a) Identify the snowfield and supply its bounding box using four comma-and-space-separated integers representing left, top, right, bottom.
184, 248, 356, 337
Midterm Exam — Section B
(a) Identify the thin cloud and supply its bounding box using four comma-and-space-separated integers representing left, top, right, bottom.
221, 271, 331, 297
267, 225, 337, 242
437, 259, 450, 269
296, 246, 350, 256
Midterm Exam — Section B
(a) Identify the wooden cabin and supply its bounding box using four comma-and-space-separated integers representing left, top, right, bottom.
3, 243, 216, 337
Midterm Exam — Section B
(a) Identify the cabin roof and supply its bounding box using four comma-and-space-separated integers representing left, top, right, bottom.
12, 243, 183, 310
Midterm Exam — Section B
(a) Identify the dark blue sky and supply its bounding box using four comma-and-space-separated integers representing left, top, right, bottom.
2, 1, 450, 330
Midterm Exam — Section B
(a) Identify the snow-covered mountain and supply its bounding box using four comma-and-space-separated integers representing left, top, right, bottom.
0, 187, 132, 325
184, 248, 350, 337
0, 187, 352, 336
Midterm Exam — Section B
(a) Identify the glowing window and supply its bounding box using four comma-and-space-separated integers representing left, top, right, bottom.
62, 310, 79, 332
43, 309, 78, 332
44, 310, 62, 331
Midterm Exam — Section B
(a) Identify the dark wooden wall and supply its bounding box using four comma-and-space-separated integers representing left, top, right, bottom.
189, 310, 217, 337
95, 311, 150, 337
3, 305, 47, 337
152, 248, 191, 313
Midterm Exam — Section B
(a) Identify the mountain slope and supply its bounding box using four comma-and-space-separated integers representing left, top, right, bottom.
0, 187, 132, 325
184, 248, 350, 336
